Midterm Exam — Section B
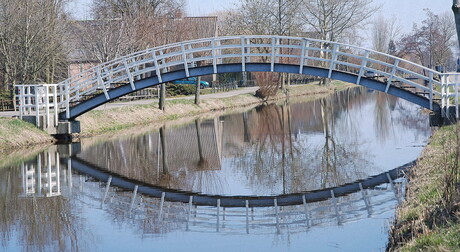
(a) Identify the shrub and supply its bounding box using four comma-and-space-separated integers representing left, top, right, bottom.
166, 83, 196, 96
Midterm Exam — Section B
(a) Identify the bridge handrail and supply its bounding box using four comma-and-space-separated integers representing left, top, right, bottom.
49, 35, 450, 118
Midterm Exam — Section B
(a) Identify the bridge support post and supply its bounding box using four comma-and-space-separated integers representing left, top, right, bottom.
441, 75, 448, 118
159, 84, 166, 111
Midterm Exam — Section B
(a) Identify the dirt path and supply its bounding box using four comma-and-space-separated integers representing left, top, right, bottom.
0, 87, 259, 118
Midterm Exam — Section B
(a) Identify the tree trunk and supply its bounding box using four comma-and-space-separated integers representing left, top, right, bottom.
453, 0, 460, 51
194, 76, 201, 105
160, 126, 169, 174
195, 119, 208, 169
159, 83, 165, 110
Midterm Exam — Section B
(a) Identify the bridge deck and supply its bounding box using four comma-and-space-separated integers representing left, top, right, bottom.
17, 35, 460, 124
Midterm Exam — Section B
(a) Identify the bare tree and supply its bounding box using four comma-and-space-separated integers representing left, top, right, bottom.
73, 19, 136, 64
92, 0, 185, 19
221, 0, 275, 35
222, 0, 302, 36
300, 0, 377, 42
0, 0, 69, 91
398, 10, 455, 69
299, 0, 377, 85
371, 15, 401, 53
221, 0, 303, 95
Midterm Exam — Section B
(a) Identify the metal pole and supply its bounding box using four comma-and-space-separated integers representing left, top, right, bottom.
216, 199, 220, 232
359, 183, 372, 217
331, 190, 341, 225
102, 176, 112, 206
35, 87, 40, 127
186, 196, 193, 231
47, 152, 52, 196
447, 75, 451, 117
158, 192, 165, 221
45, 86, 50, 128
429, 72, 434, 111
386, 173, 400, 204
302, 194, 310, 228
55, 152, 60, 196
65, 81, 70, 119
129, 185, 139, 214
19, 86, 23, 120
27, 86, 32, 114
456, 74, 459, 118
36, 154, 42, 196
67, 158, 72, 193
245, 200, 249, 234
53, 86, 58, 126
274, 198, 280, 234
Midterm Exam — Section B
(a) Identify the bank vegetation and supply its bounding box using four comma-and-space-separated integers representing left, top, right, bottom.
0, 82, 349, 153
387, 123, 460, 251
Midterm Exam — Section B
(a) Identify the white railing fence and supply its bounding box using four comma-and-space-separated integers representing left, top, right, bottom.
16, 84, 60, 128
15, 35, 460, 124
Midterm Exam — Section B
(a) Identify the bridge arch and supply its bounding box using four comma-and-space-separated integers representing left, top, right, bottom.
53, 36, 451, 120
69, 155, 413, 208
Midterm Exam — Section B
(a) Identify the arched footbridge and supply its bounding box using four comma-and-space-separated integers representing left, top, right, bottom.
17, 35, 460, 129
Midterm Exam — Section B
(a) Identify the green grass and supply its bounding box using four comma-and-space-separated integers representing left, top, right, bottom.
0, 117, 42, 134
167, 99, 195, 105
403, 224, 460, 252
390, 124, 460, 251
418, 183, 442, 205
95, 123, 137, 134
400, 208, 421, 223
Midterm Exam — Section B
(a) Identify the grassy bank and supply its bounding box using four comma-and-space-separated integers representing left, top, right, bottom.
387, 124, 460, 251
0, 82, 349, 154
0, 117, 54, 154
78, 82, 349, 136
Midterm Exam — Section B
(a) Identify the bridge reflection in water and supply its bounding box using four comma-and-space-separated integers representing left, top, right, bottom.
16, 146, 406, 235
2, 88, 432, 251
75, 87, 428, 196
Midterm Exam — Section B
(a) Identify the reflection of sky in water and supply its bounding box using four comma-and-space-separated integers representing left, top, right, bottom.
75, 88, 432, 196
1, 88, 428, 252
78, 206, 393, 252
2, 164, 403, 252
205, 90, 430, 195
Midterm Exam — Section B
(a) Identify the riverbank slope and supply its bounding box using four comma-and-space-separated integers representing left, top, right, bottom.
0, 117, 54, 154
0, 82, 349, 153
387, 124, 460, 251
78, 83, 347, 136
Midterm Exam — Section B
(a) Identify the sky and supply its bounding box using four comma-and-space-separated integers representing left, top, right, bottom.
70, 0, 454, 37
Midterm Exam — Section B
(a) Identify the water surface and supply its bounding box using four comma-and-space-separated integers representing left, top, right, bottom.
0, 87, 432, 251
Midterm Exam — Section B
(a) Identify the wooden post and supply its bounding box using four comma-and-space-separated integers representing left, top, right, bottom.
195, 76, 201, 105
159, 83, 166, 111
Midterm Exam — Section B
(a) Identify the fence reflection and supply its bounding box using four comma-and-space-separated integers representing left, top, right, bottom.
12, 147, 407, 236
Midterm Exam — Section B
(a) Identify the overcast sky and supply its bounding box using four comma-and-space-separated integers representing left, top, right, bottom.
70, 0, 454, 36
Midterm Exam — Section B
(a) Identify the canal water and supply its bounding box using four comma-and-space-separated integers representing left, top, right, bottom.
0, 87, 432, 251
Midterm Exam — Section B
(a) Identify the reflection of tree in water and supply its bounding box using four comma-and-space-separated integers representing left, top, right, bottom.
78, 122, 224, 195
393, 101, 431, 136
374, 91, 395, 141
317, 96, 371, 189
75, 87, 430, 196
372, 89, 430, 142
231, 88, 374, 194
0, 165, 85, 252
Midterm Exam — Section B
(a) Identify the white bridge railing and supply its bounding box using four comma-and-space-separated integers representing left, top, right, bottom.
17, 35, 460, 123
17, 84, 60, 128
